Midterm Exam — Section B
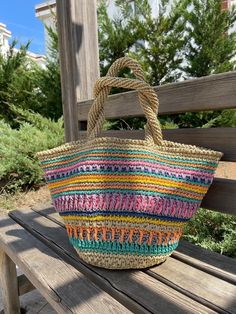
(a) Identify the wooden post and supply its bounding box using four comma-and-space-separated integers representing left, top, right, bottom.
56, 0, 100, 142
0, 251, 20, 314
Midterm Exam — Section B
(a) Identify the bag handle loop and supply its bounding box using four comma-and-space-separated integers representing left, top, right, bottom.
87, 57, 163, 145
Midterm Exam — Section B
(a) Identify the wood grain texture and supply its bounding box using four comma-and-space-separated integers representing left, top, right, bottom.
72, 0, 100, 102
9, 208, 225, 314
57, 0, 100, 141
78, 128, 236, 162
146, 258, 236, 314
201, 178, 236, 215
174, 240, 236, 285
0, 250, 20, 314
0, 215, 130, 314
78, 71, 236, 120
18, 274, 35, 296
56, 0, 79, 141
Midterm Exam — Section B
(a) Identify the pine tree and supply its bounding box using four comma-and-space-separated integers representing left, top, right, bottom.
98, 0, 142, 76
0, 40, 40, 125
35, 25, 62, 120
129, 0, 186, 85
183, 0, 236, 77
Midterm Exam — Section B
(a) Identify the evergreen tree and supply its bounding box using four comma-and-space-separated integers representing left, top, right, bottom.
98, 0, 142, 76
0, 40, 40, 125
183, 0, 236, 77
129, 0, 186, 85
35, 25, 62, 120
173, 0, 236, 128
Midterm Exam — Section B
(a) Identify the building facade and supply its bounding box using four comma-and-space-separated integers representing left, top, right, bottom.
0, 22, 46, 67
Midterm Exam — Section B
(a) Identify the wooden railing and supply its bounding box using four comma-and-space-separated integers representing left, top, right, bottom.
77, 72, 236, 215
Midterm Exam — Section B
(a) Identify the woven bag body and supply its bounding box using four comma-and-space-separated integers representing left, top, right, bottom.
37, 58, 222, 269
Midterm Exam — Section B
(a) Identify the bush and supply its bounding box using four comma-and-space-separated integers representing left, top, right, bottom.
184, 208, 236, 258
0, 108, 64, 191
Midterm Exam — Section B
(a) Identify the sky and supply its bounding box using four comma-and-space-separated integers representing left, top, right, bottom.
0, 0, 45, 55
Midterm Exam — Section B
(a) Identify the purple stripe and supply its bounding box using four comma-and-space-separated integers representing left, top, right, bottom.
45, 160, 213, 182
53, 193, 200, 219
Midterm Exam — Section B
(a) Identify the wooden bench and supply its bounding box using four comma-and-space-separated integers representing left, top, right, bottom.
0, 1, 236, 313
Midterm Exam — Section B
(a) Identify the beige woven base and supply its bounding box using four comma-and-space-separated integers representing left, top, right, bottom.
76, 250, 171, 269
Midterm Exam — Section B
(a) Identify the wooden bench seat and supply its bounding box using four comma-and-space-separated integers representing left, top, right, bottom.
0, 211, 130, 314
0, 206, 235, 314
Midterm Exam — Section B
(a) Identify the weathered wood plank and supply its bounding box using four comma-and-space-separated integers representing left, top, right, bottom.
78, 71, 236, 120
146, 258, 236, 314
9, 208, 222, 314
78, 128, 236, 162
0, 251, 20, 314
201, 178, 236, 215
18, 274, 35, 296
56, 0, 78, 141
174, 240, 236, 285
56, 0, 99, 141
0, 215, 130, 314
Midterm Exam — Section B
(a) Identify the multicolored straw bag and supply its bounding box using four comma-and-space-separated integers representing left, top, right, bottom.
37, 57, 222, 269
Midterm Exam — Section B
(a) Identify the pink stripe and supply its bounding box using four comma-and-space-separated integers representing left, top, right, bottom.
45, 159, 213, 179
53, 193, 200, 219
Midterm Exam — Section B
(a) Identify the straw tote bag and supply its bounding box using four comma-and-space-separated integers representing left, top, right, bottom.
37, 57, 222, 269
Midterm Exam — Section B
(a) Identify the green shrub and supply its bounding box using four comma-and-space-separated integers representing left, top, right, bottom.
184, 208, 236, 258
0, 109, 64, 191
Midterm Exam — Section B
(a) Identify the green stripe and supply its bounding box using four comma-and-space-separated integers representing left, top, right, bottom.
69, 237, 179, 256
43, 155, 215, 173
42, 148, 217, 167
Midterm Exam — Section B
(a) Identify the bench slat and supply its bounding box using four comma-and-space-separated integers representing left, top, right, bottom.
77, 128, 236, 162
0, 215, 130, 314
18, 274, 35, 296
146, 258, 236, 314
9, 208, 219, 314
201, 178, 236, 215
173, 240, 236, 285
78, 71, 236, 120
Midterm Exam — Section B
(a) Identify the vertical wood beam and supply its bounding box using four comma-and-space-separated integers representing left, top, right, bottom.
0, 251, 20, 314
56, 0, 100, 142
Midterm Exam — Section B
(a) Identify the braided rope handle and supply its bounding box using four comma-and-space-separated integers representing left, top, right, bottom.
87, 57, 163, 144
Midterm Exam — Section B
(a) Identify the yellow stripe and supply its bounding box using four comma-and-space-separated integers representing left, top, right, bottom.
62, 214, 186, 227
49, 175, 207, 194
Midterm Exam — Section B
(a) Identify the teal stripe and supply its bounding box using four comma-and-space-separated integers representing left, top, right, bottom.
43, 155, 215, 174
42, 148, 217, 167
52, 189, 201, 203
69, 237, 179, 256
47, 170, 209, 187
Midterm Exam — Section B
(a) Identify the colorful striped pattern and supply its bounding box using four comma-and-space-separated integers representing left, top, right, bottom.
39, 145, 219, 269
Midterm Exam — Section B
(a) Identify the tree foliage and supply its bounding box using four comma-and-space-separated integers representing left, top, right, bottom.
34, 25, 62, 120
98, 0, 141, 76
129, 0, 186, 85
183, 0, 236, 77
0, 40, 40, 125
0, 107, 64, 191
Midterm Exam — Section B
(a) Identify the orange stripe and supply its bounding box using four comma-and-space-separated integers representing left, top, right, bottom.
66, 224, 182, 245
